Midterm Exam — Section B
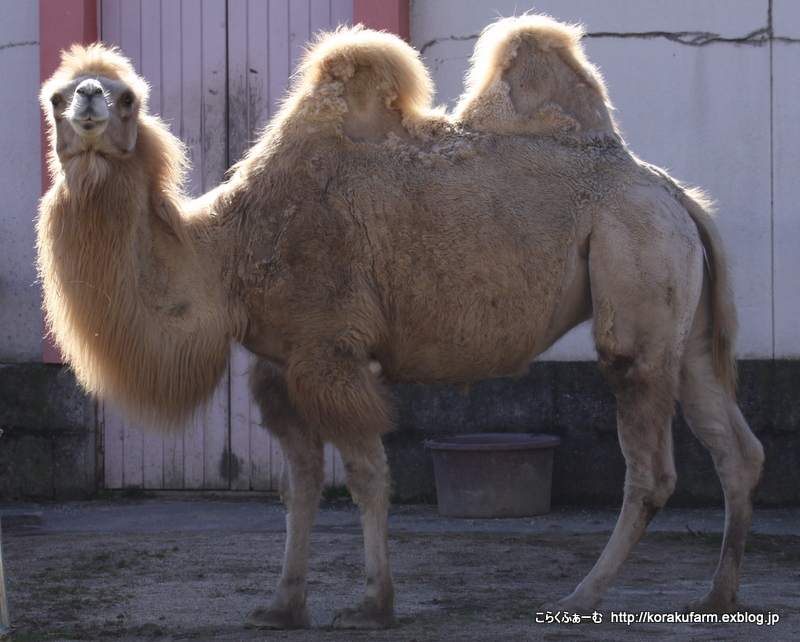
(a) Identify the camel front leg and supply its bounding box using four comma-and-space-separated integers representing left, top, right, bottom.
332, 435, 398, 629
245, 362, 325, 630
246, 429, 324, 629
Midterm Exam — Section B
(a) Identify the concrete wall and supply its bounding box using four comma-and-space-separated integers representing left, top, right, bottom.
0, 1, 43, 362
387, 361, 800, 507
411, 0, 799, 359
0, 364, 96, 499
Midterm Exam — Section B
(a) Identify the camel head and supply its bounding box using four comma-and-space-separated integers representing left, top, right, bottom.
41, 44, 150, 167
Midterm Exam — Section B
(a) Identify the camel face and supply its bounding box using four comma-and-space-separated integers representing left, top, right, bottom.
45, 74, 139, 162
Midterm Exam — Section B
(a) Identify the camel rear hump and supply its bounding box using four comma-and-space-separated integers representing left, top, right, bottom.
454, 15, 617, 136
286, 26, 435, 142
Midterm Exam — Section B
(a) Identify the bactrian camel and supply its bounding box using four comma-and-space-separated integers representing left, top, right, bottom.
38, 15, 764, 630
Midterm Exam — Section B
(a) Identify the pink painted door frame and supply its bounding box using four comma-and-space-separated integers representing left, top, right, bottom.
354, 0, 409, 39
39, 0, 98, 364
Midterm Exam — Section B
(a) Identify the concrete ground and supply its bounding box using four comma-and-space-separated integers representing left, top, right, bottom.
1, 499, 799, 537
1, 499, 798, 641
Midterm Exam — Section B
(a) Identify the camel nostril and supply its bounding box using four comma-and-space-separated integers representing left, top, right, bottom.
76, 79, 105, 98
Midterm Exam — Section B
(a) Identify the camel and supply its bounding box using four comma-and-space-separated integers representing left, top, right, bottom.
38, 15, 764, 630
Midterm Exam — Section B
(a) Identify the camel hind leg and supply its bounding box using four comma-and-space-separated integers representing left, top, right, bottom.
549, 343, 680, 612
679, 280, 764, 613
547, 208, 700, 612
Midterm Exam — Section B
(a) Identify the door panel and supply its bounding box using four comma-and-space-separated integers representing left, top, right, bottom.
99, 0, 349, 490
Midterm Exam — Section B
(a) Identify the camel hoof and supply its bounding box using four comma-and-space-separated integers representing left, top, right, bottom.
684, 593, 738, 615
332, 603, 398, 630
540, 596, 593, 616
245, 605, 310, 630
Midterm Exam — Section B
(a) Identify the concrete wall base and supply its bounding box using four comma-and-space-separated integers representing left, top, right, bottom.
1, 361, 796, 506
0, 364, 96, 500
387, 360, 800, 507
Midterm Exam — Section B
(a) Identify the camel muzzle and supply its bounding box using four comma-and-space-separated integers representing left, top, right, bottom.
68, 79, 109, 135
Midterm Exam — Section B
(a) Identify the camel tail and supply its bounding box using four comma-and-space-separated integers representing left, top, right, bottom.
680, 187, 739, 399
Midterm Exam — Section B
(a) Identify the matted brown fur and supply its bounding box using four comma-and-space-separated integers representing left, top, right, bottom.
38, 16, 762, 627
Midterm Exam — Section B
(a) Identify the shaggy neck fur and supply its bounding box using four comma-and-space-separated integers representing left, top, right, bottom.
38, 116, 242, 428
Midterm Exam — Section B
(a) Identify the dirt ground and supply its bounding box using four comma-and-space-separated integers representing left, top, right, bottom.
2, 503, 798, 641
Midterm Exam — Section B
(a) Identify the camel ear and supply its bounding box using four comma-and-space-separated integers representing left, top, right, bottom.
340, 65, 408, 143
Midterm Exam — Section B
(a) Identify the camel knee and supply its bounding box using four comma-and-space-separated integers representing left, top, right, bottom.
338, 441, 391, 508
624, 469, 676, 520
345, 457, 390, 508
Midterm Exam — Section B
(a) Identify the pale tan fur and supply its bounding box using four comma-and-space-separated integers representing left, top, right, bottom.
454, 15, 617, 135
39, 18, 763, 630
38, 44, 245, 428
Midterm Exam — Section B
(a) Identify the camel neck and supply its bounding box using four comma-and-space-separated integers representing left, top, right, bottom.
38, 154, 239, 428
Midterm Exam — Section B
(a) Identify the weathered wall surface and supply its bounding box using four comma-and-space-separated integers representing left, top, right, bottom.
411, 0, 800, 359
0, 1, 43, 362
0, 364, 96, 499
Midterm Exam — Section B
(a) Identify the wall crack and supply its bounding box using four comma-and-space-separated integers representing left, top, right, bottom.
418, 28, 800, 56
419, 35, 480, 55
585, 27, 800, 46
0, 40, 38, 51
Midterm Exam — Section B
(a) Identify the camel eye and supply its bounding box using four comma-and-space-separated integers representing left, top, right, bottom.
50, 94, 62, 109
120, 92, 135, 109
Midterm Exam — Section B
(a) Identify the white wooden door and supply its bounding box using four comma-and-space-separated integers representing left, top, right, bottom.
99, 0, 351, 491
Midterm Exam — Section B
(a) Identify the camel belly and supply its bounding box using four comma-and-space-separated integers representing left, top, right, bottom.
360, 139, 594, 384
375, 231, 592, 386
378, 280, 555, 385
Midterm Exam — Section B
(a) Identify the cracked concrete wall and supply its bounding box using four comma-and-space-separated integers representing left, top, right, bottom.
411, 0, 799, 359
0, 2, 43, 362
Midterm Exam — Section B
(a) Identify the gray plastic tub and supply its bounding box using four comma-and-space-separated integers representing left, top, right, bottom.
424, 433, 561, 518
